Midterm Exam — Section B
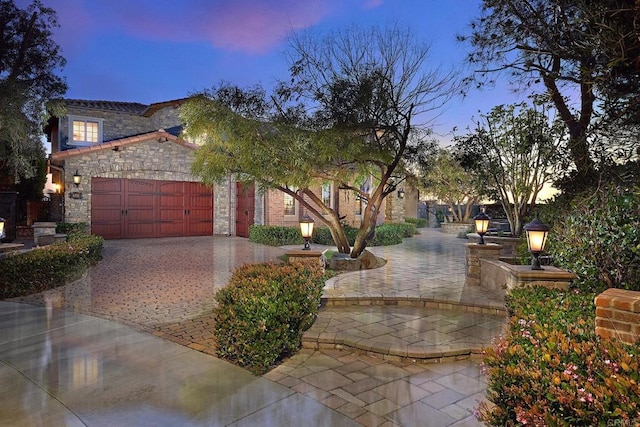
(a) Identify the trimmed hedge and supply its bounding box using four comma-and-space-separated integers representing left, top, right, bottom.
0, 234, 104, 299
213, 261, 325, 374
404, 217, 427, 228
249, 223, 414, 247
56, 222, 89, 236
249, 225, 303, 246
369, 222, 416, 246
479, 286, 640, 425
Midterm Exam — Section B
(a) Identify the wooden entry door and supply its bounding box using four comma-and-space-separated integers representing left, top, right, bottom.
91, 178, 214, 239
235, 182, 255, 237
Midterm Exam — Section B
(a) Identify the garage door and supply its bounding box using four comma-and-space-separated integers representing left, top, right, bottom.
91, 178, 213, 239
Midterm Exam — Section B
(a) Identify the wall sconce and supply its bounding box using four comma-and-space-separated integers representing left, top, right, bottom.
73, 170, 82, 187
474, 211, 490, 245
299, 215, 315, 250
524, 214, 550, 270
397, 189, 405, 199
53, 183, 61, 193
0, 217, 5, 240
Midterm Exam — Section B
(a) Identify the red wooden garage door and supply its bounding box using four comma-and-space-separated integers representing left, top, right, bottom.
91, 178, 213, 239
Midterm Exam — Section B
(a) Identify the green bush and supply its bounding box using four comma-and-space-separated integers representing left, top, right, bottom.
0, 234, 104, 299
312, 225, 359, 246
248, 225, 303, 246
479, 286, 640, 426
549, 185, 640, 291
404, 217, 427, 228
213, 262, 325, 374
56, 222, 88, 236
369, 222, 415, 246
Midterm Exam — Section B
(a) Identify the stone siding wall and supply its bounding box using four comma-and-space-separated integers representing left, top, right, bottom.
60, 105, 182, 150
63, 139, 230, 234
595, 288, 640, 345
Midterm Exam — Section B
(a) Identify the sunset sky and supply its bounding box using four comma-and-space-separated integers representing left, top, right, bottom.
33, 0, 525, 142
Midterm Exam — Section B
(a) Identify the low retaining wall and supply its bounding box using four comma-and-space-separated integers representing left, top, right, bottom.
595, 288, 640, 345
480, 258, 575, 297
440, 222, 473, 235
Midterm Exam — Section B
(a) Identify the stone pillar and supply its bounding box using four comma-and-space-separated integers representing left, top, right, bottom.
465, 243, 502, 286
595, 288, 640, 345
32, 222, 57, 246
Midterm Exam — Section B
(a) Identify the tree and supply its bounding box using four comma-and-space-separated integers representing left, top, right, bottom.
182, 24, 455, 257
455, 102, 565, 237
460, 0, 640, 189
0, 0, 66, 185
419, 147, 480, 223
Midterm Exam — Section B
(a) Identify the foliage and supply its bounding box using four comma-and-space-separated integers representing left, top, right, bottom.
460, 0, 640, 187
0, 233, 103, 299
248, 225, 303, 246
456, 102, 564, 236
548, 185, 640, 292
0, 0, 67, 184
419, 147, 481, 222
369, 222, 415, 246
404, 217, 427, 228
212, 262, 326, 374
182, 23, 455, 258
56, 222, 89, 236
479, 286, 640, 426
312, 225, 359, 246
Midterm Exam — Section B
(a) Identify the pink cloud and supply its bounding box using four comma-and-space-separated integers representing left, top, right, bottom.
105, 0, 334, 54
363, 0, 383, 9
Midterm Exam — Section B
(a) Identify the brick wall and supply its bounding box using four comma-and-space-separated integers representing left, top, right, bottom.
595, 288, 640, 345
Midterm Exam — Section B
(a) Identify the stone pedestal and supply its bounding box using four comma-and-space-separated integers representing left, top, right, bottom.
465, 243, 502, 286
480, 260, 576, 297
285, 249, 327, 267
32, 222, 57, 246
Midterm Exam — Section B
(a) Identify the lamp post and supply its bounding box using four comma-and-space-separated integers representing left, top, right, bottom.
524, 214, 550, 270
0, 217, 5, 240
397, 189, 405, 199
474, 211, 490, 245
299, 215, 315, 250
73, 170, 82, 187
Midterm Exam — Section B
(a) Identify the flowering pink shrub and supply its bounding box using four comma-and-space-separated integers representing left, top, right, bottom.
478, 286, 640, 426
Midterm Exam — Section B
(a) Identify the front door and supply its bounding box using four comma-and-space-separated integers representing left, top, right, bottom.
235, 182, 255, 237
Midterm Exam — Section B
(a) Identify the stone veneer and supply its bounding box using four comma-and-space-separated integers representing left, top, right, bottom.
595, 288, 640, 345
63, 138, 232, 235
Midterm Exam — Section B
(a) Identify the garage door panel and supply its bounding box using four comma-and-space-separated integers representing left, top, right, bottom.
160, 195, 184, 207
92, 178, 122, 193
159, 222, 184, 237
127, 179, 155, 193
92, 193, 123, 208
126, 223, 155, 239
127, 194, 154, 208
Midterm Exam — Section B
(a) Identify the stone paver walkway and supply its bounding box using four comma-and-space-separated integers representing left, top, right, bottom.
10, 229, 505, 426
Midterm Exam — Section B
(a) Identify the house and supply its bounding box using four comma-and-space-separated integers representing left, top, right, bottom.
47, 98, 418, 240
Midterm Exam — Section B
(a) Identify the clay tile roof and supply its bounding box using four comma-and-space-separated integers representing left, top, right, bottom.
64, 99, 149, 115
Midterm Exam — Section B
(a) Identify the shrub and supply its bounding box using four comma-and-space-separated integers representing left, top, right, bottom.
56, 222, 88, 236
479, 286, 640, 426
248, 225, 303, 246
369, 222, 415, 246
0, 234, 104, 299
213, 261, 326, 374
405, 217, 427, 228
549, 185, 640, 291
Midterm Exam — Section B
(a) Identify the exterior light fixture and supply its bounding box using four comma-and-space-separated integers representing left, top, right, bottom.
0, 217, 5, 240
299, 215, 315, 250
524, 214, 550, 270
474, 211, 490, 245
397, 189, 405, 199
73, 170, 82, 187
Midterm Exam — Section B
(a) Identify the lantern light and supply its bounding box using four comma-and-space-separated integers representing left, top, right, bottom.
474, 211, 490, 245
299, 215, 315, 250
524, 214, 550, 270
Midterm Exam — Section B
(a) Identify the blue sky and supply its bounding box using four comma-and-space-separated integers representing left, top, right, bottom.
36, 0, 525, 142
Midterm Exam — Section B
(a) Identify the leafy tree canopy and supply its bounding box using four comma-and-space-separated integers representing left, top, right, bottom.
460, 0, 640, 190
455, 101, 565, 236
182, 24, 455, 257
0, 0, 66, 185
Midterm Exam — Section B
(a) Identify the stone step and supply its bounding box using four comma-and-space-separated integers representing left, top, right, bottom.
302, 303, 507, 363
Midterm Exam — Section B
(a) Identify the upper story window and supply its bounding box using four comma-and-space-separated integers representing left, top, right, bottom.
68, 115, 103, 146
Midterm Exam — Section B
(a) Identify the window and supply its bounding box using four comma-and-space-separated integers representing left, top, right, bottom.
68, 116, 103, 145
284, 190, 297, 216
322, 184, 333, 209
